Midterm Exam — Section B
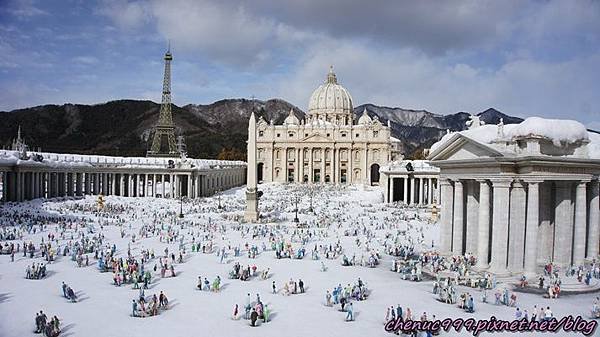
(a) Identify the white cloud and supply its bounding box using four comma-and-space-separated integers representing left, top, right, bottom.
96, 0, 150, 30
273, 37, 600, 123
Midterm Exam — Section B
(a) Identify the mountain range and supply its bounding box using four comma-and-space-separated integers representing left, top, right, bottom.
0, 99, 523, 160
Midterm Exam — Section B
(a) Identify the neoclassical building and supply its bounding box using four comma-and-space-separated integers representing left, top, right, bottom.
380, 160, 440, 205
252, 67, 399, 185
429, 117, 600, 276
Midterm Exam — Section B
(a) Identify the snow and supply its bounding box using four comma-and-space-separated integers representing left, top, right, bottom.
430, 117, 595, 157
0, 150, 245, 169
506, 117, 589, 146
0, 183, 595, 337
588, 133, 600, 159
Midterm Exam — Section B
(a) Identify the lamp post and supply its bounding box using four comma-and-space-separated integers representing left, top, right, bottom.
217, 189, 222, 210
293, 194, 299, 223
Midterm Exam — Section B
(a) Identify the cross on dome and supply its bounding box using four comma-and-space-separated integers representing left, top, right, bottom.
326, 65, 337, 84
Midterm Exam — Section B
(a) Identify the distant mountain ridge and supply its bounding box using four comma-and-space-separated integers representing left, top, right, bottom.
0, 99, 523, 159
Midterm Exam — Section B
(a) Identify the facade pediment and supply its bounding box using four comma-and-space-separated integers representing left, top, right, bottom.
429, 134, 504, 161
301, 133, 334, 143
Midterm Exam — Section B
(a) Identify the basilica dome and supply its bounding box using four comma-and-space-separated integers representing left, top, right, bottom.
307, 66, 354, 125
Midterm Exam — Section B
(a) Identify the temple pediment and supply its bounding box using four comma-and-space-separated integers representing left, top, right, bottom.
301, 133, 334, 143
428, 134, 504, 161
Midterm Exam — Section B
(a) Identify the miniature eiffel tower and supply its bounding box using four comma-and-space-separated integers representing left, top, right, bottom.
147, 47, 178, 157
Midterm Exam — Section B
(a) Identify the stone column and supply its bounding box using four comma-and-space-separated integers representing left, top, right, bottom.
75, 173, 81, 196
419, 178, 424, 205
403, 177, 408, 204
524, 180, 541, 276
489, 178, 512, 275
554, 181, 573, 268
66, 173, 73, 196
93, 173, 100, 195
588, 179, 600, 260
410, 177, 416, 205
119, 174, 125, 196
465, 180, 479, 255
538, 182, 553, 264
28, 173, 34, 200
299, 148, 304, 182
16, 172, 22, 201
321, 148, 326, 183
102, 173, 108, 196
475, 179, 490, 269
187, 174, 192, 198
429, 178, 434, 205
40, 173, 45, 199
573, 180, 588, 265
162, 175, 166, 197
452, 180, 464, 255
54, 172, 59, 198
152, 174, 157, 197
35, 172, 42, 198
439, 178, 454, 254
110, 174, 115, 196
508, 180, 526, 273
333, 148, 338, 184
85, 173, 91, 195
389, 176, 395, 203
172, 174, 177, 197
348, 149, 353, 184
308, 148, 314, 183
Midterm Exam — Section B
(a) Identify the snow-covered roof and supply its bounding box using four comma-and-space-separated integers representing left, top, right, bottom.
430, 116, 595, 158
381, 159, 440, 173
0, 150, 246, 170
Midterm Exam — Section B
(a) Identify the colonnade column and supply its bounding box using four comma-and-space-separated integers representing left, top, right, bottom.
489, 178, 512, 275
410, 177, 415, 205
299, 149, 304, 183
54, 173, 60, 198
588, 179, 600, 260
75, 173, 82, 196
508, 180, 526, 272
321, 148, 326, 183
66, 173, 73, 196
465, 180, 479, 255
452, 180, 464, 255
152, 174, 157, 197
554, 181, 573, 267
333, 148, 338, 184
524, 180, 541, 276
103, 173, 107, 196
439, 178, 453, 254
403, 177, 408, 204
475, 179, 490, 269
573, 180, 589, 265
428, 178, 433, 205
418, 178, 423, 205
308, 149, 313, 183
295, 149, 300, 182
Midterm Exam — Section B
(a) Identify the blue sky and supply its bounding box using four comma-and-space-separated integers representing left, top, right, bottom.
1, 0, 600, 127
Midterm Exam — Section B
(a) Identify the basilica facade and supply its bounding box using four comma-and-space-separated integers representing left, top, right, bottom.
251, 67, 398, 185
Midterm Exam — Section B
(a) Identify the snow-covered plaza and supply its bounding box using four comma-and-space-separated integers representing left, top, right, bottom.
0, 183, 597, 337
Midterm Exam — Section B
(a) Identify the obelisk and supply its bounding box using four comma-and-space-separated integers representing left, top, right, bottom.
244, 111, 259, 222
